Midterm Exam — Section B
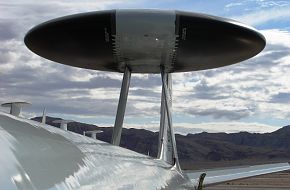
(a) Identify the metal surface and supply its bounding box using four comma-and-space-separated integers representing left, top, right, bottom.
0, 112, 193, 190
1, 112, 290, 189
158, 72, 174, 165
187, 163, 290, 186
41, 107, 46, 124
160, 69, 180, 171
24, 9, 266, 73
115, 10, 176, 73
111, 66, 131, 145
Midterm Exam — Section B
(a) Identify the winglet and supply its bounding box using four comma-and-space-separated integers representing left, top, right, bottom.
1, 102, 31, 117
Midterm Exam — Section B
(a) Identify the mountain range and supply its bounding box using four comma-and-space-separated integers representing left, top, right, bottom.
31, 116, 290, 170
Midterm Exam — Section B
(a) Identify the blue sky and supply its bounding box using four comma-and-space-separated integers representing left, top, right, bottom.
0, 0, 290, 134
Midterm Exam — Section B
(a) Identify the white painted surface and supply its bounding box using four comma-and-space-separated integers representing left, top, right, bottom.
187, 163, 290, 186
1, 111, 289, 189
0, 112, 193, 190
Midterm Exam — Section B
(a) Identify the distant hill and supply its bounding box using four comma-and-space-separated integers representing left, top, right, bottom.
32, 116, 290, 169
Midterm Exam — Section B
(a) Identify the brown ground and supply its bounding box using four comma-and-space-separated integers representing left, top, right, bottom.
205, 170, 290, 190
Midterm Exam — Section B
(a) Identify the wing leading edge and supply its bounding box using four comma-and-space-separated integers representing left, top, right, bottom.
186, 162, 290, 186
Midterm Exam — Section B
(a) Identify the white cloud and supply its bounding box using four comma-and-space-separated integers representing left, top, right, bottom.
1, 1, 290, 133
225, 3, 243, 9
232, 6, 290, 26
168, 29, 290, 121
121, 121, 278, 134
175, 122, 278, 134
68, 69, 95, 82
89, 88, 119, 100
262, 29, 290, 47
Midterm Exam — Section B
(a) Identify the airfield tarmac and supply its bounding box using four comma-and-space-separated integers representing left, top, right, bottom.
205, 169, 290, 190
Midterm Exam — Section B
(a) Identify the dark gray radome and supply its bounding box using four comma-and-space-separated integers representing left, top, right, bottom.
24, 9, 266, 73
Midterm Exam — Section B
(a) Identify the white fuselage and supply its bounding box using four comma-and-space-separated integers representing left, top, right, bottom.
0, 112, 195, 190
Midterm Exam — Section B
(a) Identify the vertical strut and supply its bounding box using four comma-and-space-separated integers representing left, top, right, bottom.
111, 66, 131, 146
158, 85, 166, 158
159, 67, 180, 170
158, 73, 173, 163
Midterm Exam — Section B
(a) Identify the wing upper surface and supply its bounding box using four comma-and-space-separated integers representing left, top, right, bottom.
186, 162, 290, 186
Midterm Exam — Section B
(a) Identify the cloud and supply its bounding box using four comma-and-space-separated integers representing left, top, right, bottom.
0, 20, 20, 40
122, 121, 278, 134
1, 1, 290, 133
232, 6, 290, 26
270, 92, 290, 103
171, 29, 290, 121
174, 122, 279, 134
130, 88, 161, 98
225, 3, 243, 9
184, 106, 255, 120
262, 29, 290, 47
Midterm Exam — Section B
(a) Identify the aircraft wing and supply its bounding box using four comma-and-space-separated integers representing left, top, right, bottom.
186, 162, 290, 186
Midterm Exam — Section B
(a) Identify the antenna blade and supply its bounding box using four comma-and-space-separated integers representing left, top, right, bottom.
42, 107, 46, 124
